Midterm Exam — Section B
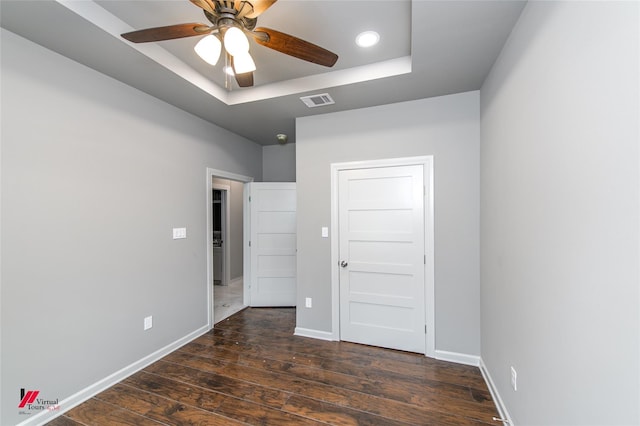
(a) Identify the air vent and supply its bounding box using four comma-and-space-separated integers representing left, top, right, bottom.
300, 93, 335, 108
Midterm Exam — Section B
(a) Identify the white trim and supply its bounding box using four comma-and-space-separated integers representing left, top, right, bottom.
294, 327, 336, 341
243, 184, 251, 307
479, 358, 514, 426
424, 156, 435, 357
330, 168, 341, 340
18, 325, 209, 426
330, 156, 435, 357
227, 57, 412, 105
434, 350, 480, 367
206, 168, 254, 330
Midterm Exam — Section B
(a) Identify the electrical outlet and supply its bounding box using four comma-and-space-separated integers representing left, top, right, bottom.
144, 316, 153, 330
510, 366, 517, 391
305, 297, 312, 308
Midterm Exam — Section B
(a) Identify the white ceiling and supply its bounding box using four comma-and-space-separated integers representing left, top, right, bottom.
0, 0, 526, 145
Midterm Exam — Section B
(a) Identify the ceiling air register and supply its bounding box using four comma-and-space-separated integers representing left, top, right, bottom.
300, 93, 335, 108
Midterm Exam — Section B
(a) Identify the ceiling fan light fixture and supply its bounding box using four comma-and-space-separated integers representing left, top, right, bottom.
224, 26, 250, 56
233, 52, 257, 73
194, 35, 221, 66
355, 31, 380, 48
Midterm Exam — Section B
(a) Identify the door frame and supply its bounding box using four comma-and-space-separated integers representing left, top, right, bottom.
206, 168, 254, 330
329, 156, 435, 357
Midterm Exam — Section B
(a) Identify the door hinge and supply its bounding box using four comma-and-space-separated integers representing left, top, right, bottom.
425, 324, 427, 334
249, 241, 251, 247
249, 196, 252, 202
424, 254, 426, 265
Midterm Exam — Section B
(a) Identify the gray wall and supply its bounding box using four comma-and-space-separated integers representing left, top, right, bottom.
480, 2, 639, 424
262, 143, 296, 182
0, 29, 261, 426
296, 92, 480, 356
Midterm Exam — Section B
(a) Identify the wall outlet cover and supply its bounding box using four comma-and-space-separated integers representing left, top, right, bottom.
144, 316, 153, 330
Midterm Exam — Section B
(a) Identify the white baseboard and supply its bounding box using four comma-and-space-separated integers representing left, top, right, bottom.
294, 327, 335, 341
228, 276, 243, 286
479, 358, 513, 425
18, 324, 210, 426
434, 349, 480, 366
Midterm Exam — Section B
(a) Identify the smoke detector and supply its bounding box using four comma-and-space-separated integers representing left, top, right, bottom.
300, 93, 335, 108
276, 133, 288, 144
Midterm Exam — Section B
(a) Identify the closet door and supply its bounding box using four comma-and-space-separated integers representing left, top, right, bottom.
338, 165, 426, 353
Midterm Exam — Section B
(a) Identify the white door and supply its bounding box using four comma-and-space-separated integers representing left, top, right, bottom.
249, 182, 297, 306
339, 165, 426, 353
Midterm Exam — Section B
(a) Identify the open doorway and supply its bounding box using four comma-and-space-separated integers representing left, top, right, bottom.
206, 168, 253, 328
212, 178, 244, 323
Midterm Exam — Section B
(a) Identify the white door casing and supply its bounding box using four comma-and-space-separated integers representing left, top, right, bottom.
331, 157, 434, 356
206, 168, 254, 330
249, 182, 297, 306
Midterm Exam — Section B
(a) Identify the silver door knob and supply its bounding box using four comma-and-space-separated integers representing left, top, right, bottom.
340, 261, 348, 268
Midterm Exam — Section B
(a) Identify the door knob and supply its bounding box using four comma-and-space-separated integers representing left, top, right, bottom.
340, 260, 348, 268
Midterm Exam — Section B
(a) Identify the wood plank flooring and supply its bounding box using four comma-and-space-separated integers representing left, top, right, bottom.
48, 308, 499, 425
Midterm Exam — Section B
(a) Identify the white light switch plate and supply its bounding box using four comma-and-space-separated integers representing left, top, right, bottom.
321, 227, 329, 238
172, 227, 187, 239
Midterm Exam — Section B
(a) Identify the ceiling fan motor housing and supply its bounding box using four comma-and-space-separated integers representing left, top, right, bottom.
204, 3, 258, 31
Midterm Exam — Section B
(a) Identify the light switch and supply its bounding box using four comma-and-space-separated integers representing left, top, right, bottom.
173, 228, 187, 239
321, 227, 329, 238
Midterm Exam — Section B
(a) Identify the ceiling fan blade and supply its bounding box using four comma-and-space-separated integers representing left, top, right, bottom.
234, 71, 254, 87
189, 0, 216, 14
252, 27, 338, 67
122, 23, 210, 43
245, 0, 277, 18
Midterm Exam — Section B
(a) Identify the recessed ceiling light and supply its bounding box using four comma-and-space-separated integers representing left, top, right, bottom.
355, 31, 380, 48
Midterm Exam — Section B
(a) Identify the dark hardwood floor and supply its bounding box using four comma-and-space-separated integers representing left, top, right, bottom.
48, 308, 499, 425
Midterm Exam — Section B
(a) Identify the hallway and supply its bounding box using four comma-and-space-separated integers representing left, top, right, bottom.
213, 279, 245, 324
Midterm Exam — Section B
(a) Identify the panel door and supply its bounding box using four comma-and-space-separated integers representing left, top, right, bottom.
339, 165, 425, 353
249, 182, 297, 306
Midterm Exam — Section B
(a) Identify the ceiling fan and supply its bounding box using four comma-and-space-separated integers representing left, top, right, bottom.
121, 0, 339, 88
